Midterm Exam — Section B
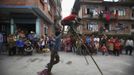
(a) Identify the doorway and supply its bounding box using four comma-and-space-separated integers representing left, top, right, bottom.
16, 24, 35, 35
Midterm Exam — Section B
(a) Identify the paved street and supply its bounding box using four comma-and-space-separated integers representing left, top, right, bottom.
0, 52, 134, 75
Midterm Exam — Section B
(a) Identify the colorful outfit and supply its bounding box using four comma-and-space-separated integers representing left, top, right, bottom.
101, 45, 107, 55
108, 39, 114, 55
114, 40, 121, 56
16, 39, 25, 55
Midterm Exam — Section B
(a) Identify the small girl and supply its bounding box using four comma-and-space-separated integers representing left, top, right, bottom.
114, 40, 121, 56
101, 44, 108, 55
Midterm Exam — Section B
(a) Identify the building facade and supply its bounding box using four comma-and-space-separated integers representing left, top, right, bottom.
0, 0, 62, 36
72, 0, 134, 35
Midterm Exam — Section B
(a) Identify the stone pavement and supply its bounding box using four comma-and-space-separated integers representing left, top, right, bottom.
0, 52, 134, 75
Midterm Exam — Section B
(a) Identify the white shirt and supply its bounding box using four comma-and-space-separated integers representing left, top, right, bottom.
94, 37, 100, 42
126, 40, 134, 47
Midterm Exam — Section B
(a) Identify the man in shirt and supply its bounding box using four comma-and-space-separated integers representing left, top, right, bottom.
125, 38, 134, 55
46, 27, 62, 75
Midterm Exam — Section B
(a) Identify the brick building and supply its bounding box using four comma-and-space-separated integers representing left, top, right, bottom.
72, 0, 134, 35
0, 0, 62, 36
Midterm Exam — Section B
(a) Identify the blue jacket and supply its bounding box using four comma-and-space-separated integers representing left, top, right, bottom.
16, 40, 25, 47
53, 33, 62, 51
86, 36, 90, 45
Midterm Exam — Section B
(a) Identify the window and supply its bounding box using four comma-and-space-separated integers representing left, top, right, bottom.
44, 26, 48, 35
87, 22, 98, 32
85, 7, 98, 16
113, 8, 126, 16
115, 23, 128, 32
0, 25, 6, 32
86, 8, 90, 14
90, 8, 98, 16
118, 9, 125, 16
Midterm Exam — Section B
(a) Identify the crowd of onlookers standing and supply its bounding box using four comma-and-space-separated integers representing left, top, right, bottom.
0, 30, 49, 55
0, 30, 134, 56
61, 34, 134, 56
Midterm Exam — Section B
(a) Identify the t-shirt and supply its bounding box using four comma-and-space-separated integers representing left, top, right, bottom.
16, 40, 25, 47
114, 42, 121, 50
126, 40, 134, 47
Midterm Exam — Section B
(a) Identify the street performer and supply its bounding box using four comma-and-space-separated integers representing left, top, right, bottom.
46, 27, 62, 75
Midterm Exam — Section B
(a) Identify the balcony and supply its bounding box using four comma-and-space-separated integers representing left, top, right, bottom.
0, 0, 54, 24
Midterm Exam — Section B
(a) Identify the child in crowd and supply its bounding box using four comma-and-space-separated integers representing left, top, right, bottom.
16, 37, 25, 55
114, 40, 121, 56
101, 44, 108, 55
